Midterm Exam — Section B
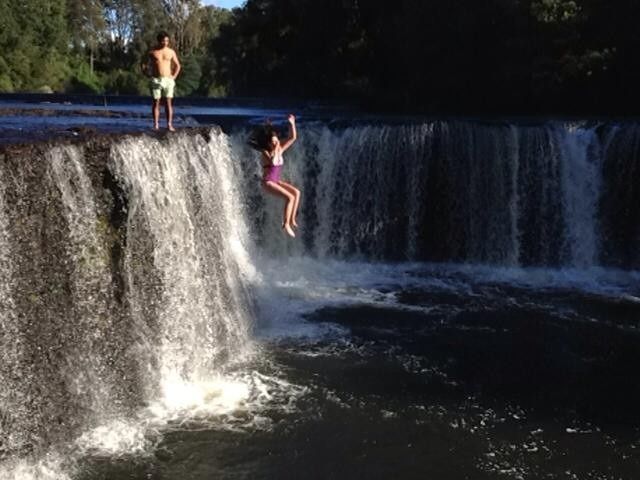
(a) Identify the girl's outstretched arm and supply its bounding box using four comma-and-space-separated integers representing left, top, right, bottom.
280, 114, 297, 152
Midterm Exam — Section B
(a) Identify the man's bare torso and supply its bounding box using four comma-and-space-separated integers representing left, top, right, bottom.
149, 47, 176, 78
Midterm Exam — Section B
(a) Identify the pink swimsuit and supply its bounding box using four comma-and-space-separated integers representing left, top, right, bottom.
262, 149, 284, 183
263, 164, 282, 183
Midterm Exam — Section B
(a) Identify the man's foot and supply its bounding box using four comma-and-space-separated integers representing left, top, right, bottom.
283, 224, 296, 237
153, 124, 159, 130
167, 125, 176, 132
292, 218, 298, 228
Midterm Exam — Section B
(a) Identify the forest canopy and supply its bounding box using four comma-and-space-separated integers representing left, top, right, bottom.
0, 0, 636, 114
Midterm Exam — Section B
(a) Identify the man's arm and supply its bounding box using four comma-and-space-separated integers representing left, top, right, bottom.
171, 50, 181, 79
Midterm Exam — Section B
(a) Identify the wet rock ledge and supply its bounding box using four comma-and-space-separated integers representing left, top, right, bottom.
0, 127, 217, 455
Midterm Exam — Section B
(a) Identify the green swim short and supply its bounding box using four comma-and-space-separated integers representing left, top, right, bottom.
150, 77, 175, 99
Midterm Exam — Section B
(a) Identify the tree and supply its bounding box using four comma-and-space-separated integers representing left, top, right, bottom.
102, 0, 138, 47
176, 54, 202, 95
67, 0, 105, 72
162, 0, 205, 54
0, 0, 71, 91
199, 5, 233, 95
0, 0, 636, 109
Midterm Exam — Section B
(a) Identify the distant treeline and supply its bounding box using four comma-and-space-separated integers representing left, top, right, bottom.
0, 0, 232, 97
0, 0, 637, 114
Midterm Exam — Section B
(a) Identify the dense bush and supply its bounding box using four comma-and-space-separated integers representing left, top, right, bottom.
175, 55, 202, 97
67, 60, 105, 94
102, 70, 147, 95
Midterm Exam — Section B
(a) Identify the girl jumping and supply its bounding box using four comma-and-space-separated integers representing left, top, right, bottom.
249, 115, 301, 238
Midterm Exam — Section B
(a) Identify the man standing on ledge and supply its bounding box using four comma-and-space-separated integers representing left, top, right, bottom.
143, 32, 181, 131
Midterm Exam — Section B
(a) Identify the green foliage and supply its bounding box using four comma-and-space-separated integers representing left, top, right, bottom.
67, 60, 105, 94
205, 0, 638, 113
0, 0, 637, 112
176, 55, 202, 96
0, 0, 71, 92
206, 83, 227, 97
532, 0, 581, 23
67, 0, 105, 51
0, 74, 14, 93
202, 5, 233, 38
35, 50, 72, 92
199, 6, 233, 96
0, 57, 9, 75
102, 69, 146, 95
163, 0, 205, 55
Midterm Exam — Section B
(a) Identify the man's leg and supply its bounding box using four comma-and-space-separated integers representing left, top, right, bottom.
165, 97, 175, 131
165, 78, 176, 131
152, 99, 161, 130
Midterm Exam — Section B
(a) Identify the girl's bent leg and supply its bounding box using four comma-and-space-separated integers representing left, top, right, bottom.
278, 181, 301, 227
263, 181, 296, 237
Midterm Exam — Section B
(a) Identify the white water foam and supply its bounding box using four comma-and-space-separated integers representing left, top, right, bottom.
251, 255, 640, 343
110, 130, 256, 398
60, 130, 307, 463
72, 365, 309, 459
74, 420, 154, 457
0, 454, 73, 480
148, 375, 252, 421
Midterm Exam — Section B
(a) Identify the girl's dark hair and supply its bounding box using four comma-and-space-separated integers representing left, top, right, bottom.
247, 123, 277, 151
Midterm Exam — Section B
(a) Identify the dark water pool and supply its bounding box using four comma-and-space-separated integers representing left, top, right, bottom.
75, 265, 640, 480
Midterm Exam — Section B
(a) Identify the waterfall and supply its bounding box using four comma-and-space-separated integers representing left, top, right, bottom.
599, 124, 640, 268
232, 120, 637, 268
556, 123, 601, 267
0, 143, 122, 460
110, 131, 255, 408
48, 145, 126, 425
506, 125, 521, 267
0, 129, 256, 471
1, 118, 640, 477
0, 164, 25, 455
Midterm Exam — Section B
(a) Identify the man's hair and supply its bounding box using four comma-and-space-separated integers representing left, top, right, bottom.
157, 31, 169, 43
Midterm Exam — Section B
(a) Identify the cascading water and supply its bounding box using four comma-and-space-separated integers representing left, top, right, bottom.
556, 124, 602, 268
232, 120, 634, 268
0, 129, 258, 478
48, 145, 126, 427
0, 166, 24, 455
599, 123, 640, 267
1, 118, 639, 479
110, 132, 255, 410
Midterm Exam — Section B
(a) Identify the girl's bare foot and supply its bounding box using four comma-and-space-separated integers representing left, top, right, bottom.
292, 218, 298, 228
283, 224, 296, 237
168, 125, 176, 132
153, 124, 159, 130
